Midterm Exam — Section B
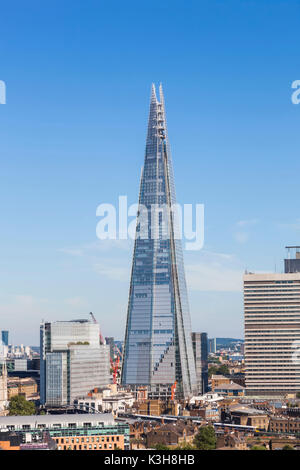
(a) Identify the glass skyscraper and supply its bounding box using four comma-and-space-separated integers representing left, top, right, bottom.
1, 331, 8, 347
121, 84, 197, 398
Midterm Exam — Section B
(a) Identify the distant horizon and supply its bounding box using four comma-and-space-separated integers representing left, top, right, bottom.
14, 336, 245, 349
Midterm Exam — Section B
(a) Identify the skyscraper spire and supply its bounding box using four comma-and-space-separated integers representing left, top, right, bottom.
121, 84, 197, 399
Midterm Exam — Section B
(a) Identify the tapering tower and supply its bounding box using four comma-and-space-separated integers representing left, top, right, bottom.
121, 84, 197, 398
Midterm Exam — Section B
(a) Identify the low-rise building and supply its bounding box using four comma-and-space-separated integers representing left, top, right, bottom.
222, 404, 270, 430
217, 432, 248, 450
7, 377, 38, 400
146, 421, 198, 449
211, 375, 231, 392
269, 416, 300, 434
214, 382, 245, 397
0, 413, 130, 450
0, 431, 56, 450
74, 387, 135, 415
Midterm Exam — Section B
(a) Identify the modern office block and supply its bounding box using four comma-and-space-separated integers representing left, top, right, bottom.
244, 258, 300, 396
121, 84, 197, 398
40, 319, 110, 407
208, 338, 217, 354
1, 331, 8, 347
285, 246, 300, 273
191, 332, 208, 395
105, 337, 115, 360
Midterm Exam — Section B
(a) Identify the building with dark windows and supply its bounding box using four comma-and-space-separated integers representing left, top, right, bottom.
244, 253, 300, 396
284, 246, 300, 273
121, 84, 197, 399
1, 331, 8, 347
191, 332, 208, 394
208, 338, 217, 354
105, 337, 115, 360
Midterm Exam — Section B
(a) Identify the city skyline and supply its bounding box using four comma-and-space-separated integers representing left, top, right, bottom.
1, 1, 300, 345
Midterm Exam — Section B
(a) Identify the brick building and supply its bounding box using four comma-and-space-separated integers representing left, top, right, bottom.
269, 416, 300, 434
146, 421, 198, 448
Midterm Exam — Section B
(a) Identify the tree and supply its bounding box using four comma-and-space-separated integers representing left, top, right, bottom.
208, 364, 230, 378
218, 364, 230, 375
251, 445, 267, 450
174, 443, 195, 450
296, 392, 300, 399
194, 426, 217, 450
282, 445, 295, 451
9, 395, 36, 416
152, 443, 170, 450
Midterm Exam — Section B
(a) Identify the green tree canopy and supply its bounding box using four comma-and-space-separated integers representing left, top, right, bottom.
152, 443, 170, 450
194, 425, 217, 450
9, 394, 36, 416
208, 364, 230, 377
282, 445, 295, 451
174, 443, 195, 450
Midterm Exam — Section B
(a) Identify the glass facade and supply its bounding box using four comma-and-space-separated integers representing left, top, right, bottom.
121, 84, 197, 398
40, 320, 110, 406
191, 332, 208, 394
1, 331, 8, 346
46, 352, 68, 406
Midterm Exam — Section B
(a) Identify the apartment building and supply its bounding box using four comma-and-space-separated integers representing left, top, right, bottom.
244, 254, 300, 396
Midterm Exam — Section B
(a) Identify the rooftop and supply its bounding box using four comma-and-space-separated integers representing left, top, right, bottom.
229, 404, 267, 415
0, 413, 116, 429
215, 383, 245, 391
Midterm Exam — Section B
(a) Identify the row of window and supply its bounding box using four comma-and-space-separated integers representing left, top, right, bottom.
57, 443, 120, 450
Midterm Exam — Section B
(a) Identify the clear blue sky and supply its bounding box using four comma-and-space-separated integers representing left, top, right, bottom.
1, 0, 300, 345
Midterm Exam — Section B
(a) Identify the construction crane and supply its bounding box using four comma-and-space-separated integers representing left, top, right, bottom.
89, 312, 105, 345
110, 356, 120, 385
171, 380, 177, 401
114, 343, 123, 361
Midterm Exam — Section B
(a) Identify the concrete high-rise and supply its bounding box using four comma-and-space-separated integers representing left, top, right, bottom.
40, 319, 110, 407
244, 255, 300, 396
121, 84, 197, 399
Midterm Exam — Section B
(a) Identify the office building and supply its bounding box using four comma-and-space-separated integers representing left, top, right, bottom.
208, 338, 217, 354
105, 337, 115, 360
284, 246, 300, 274
40, 319, 110, 407
191, 332, 208, 394
1, 331, 8, 347
244, 255, 300, 396
121, 84, 197, 398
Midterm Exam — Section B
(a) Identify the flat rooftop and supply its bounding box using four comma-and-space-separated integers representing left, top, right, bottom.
0, 413, 116, 429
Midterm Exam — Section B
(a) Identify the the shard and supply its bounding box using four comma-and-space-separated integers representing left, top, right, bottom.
121, 84, 197, 399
